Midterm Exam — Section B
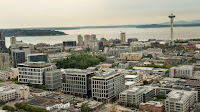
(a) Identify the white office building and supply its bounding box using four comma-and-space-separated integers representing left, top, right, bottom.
165, 90, 196, 112
169, 65, 194, 78
119, 86, 154, 105
18, 62, 55, 85
91, 70, 125, 102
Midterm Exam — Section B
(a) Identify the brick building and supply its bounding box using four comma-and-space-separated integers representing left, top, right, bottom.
139, 101, 164, 112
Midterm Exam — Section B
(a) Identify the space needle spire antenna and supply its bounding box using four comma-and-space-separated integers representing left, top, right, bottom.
168, 13, 176, 46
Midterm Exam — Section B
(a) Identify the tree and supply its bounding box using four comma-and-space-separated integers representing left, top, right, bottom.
143, 80, 148, 85
95, 67, 98, 71
73, 102, 77, 105
42, 85, 47, 90
18, 109, 27, 112
25, 105, 32, 111
81, 103, 90, 112
3, 105, 15, 112
15, 103, 22, 109
0, 100, 5, 106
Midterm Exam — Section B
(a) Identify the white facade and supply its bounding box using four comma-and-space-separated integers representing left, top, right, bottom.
91, 70, 125, 101
18, 62, 55, 85
0, 84, 30, 102
165, 90, 196, 112
130, 41, 151, 47
125, 81, 136, 89
169, 65, 194, 78
119, 86, 155, 105
125, 75, 139, 83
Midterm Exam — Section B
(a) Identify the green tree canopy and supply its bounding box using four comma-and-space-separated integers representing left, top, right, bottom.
55, 54, 106, 69
81, 103, 90, 112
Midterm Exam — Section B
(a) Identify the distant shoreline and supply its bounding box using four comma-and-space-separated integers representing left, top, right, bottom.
0, 29, 67, 37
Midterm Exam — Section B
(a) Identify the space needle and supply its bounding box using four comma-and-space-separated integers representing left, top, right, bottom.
169, 13, 175, 46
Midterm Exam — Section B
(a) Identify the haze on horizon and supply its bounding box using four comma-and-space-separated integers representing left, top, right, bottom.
0, 0, 200, 28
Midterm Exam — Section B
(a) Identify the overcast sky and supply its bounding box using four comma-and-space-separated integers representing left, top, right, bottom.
0, 0, 200, 28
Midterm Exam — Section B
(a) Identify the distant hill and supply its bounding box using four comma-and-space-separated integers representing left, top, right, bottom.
136, 19, 200, 28
160, 19, 200, 25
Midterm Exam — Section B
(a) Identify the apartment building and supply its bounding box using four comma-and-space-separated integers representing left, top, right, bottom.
142, 48, 163, 57
120, 52, 143, 61
0, 84, 30, 102
18, 62, 55, 85
62, 69, 94, 97
119, 86, 154, 105
169, 65, 194, 78
130, 41, 151, 47
0, 53, 10, 71
91, 70, 125, 102
77, 35, 83, 46
45, 69, 62, 90
165, 90, 196, 112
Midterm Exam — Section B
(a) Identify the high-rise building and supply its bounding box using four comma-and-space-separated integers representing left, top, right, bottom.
10, 36, 16, 45
77, 35, 83, 46
0, 53, 10, 71
89, 40, 99, 52
90, 34, 97, 41
12, 50, 26, 68
91, 70, 125, 102
84, 35, 90, 49
120, 32, 126, 43
27, 53, 48, 63
62, 69, 94, 97
18, 62, 56, 85
0, 32, 6, 53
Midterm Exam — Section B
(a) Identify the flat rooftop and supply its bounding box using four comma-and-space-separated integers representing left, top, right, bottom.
63, 69, 92, 74
18, 62, 54, 68
133, 67, 154, 71
176, 79, 200, 86
121, 52, 142, 55
125, 75, 138, 79
28, 53, 47, 56
125, 81, 136, 86
92, 70, 120, 79
167, 90, 193, 103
